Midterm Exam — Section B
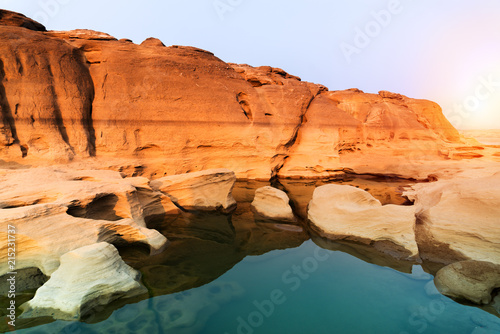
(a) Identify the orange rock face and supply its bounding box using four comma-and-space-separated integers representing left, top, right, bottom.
0, 24, 94, 162
0, 9, 46, 31
0, 10, 469, 180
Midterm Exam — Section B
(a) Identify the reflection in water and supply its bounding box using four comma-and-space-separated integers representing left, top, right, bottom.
5, 179, 500, 333
280, 175, 415, 219
311, 236, 417, 274
8, 181, 309, 333
93, 281, 245, 334
14, 240, 500, 334
131, 202, 308, 297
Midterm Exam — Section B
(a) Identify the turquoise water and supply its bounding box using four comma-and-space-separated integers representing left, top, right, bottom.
15, 240, 500, 334
7, 179, 500, 334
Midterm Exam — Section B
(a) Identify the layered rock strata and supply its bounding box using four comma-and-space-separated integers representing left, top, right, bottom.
0, 167, 169, 276
150, 169, 236, 212
0, 10, 475, 180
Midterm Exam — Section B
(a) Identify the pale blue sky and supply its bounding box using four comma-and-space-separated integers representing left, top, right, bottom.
1, 0, 500, 129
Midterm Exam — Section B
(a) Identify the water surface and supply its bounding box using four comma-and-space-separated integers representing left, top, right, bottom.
15, 240, 500, 334
6, 179, 500, 333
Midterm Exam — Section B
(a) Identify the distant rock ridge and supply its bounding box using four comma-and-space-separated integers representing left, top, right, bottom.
0, 9, 488, 180
0, 9, 46, 31
45, 29, 117, 40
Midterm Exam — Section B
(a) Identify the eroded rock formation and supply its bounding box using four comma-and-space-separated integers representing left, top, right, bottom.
150, 169, 237, 212
0, 10, 479, 180
0, 167, 170, 276
20, 242, 148, 320
0, 23, 94, 162
0, 203, 166, 276
1, 9, 499, 327
0, 9, 46, 31
308, 184, 419, 261
405, 173, 500, 266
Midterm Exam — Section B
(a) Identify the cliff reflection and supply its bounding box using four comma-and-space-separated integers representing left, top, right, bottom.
121, 181, 308, 297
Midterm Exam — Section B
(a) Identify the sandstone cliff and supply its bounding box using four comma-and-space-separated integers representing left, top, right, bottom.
0, 10, 477, 180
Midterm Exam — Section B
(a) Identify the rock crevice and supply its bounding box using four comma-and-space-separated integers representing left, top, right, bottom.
0, 10, 473, 179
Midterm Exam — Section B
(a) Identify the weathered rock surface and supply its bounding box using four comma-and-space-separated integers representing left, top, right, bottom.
0, 166, 181, 222
0, 24, 94, 162
279, 89, 461, 178
64, 34, 285, 179
406, 173, 500, 266
45, 29, 116, 40
308, 184, 418, 260
0, 167, 146, 219
251, 186, 295, 222
150, 169, 237, 212
0, 10, 482, 180
20, 242, 147, 320
0, 167, 171, 276
434, 260, 500, 305
0, 203, 166, 276
141, 37, 166, 47
0, 9, 46, 31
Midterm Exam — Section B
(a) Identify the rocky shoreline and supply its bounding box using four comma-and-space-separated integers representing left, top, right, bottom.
1, 166, 499, 326
1, 10, 499, 181
0, 8, 499, 331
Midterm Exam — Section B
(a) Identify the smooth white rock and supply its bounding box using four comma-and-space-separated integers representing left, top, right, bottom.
20, 243, 147, 320
308, 184, 418, 260
251, 186, 295, 222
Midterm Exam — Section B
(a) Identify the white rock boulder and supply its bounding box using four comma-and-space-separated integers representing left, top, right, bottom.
405, 173, 500, 265
0, 203, 167, 276
150, 169, 237, 212
308, 184, 418, 260
251, 186, 295, 222
0, 167, 170, 277
20, 242, 147, 321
